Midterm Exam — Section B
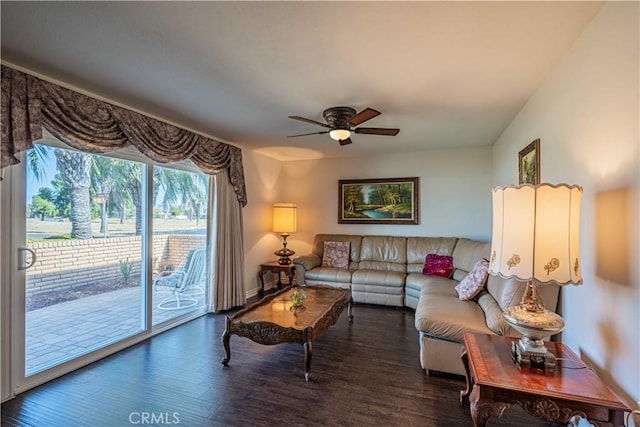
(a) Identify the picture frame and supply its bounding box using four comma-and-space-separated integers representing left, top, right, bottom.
519, 139, 540, 185
338, 177, 419, 225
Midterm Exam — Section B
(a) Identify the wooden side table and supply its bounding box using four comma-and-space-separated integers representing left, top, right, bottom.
460, 332, 630, 427
257, 261, 295, 297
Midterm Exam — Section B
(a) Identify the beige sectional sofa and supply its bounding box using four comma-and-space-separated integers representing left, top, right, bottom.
293, 233, 560, 376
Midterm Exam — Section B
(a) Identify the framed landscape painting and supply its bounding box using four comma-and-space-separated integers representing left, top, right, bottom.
519, 139, 540, 185
338, 177, 419, 225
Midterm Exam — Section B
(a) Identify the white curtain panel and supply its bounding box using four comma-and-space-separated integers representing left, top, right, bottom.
209, 170, 246, 312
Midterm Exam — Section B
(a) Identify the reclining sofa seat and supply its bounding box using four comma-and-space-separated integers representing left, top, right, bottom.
294, 234, 363, 289
294, 234, 409, 307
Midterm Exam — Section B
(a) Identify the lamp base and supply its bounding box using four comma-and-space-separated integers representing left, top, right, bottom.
274, 232, 295, 265
503, 280, 565, 372
512, 340, 557, 372
274, 248, 295, 265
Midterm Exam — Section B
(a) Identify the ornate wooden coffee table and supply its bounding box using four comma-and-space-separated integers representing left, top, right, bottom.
460, 332, 630, 427
221, 285, 353, 381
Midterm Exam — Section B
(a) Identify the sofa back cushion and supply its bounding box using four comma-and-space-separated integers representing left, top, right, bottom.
312, 234, 362, 269
486, 274, 560, 313
359, 236, 407, 272
406, 237, 458, 274
451, 238, 491, 281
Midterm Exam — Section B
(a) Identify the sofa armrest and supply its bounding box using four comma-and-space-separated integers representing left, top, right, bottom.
476, 291, 512, 336
293, 254, 321, 270
293, 254, 322, 286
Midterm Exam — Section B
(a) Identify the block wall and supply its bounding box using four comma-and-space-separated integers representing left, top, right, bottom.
25, 234, 205, 296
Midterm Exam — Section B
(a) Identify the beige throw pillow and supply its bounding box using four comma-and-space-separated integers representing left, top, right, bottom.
321, 241, 350, 269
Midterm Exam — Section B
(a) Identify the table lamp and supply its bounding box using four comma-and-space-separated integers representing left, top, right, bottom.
489, 183, 582, 370
273, 203, 297, 265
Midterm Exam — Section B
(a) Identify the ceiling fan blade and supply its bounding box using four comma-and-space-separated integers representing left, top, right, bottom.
339, 137, 353, 146
348, 108, 380, 126
354, 127, 400, 136
288, 115, 329, 128
287, 131, 329, 138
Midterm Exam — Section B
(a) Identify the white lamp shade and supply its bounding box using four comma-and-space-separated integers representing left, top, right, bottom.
489, 184, 582, 285
272, 203, 297, 233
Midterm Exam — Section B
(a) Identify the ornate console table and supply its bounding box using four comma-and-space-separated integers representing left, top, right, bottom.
460, 333, 630, 427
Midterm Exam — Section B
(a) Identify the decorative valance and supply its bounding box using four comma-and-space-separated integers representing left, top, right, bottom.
1, 65, 247, 206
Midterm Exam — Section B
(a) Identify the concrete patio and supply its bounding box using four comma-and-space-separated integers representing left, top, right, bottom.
25, 287, 206, 375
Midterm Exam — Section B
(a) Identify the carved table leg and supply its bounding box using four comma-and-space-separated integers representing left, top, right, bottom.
221, 316, 232, 366
347, 297, 354, 323
286, 269, 294, 287
460, 348, 472, 404
257, 269, 266, 297
470, 385, 510, 427
304, 328, 313, 381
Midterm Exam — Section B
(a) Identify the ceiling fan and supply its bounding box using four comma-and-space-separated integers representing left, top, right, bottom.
288, 106, 400, 146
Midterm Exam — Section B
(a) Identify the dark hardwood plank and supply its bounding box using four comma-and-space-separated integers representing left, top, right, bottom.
2, 304, 562, 426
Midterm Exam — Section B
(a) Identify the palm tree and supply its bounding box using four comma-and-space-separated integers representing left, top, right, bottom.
27, 144, 51, 182
125, 164, 143, 235
160, 169, 208, 226
55, 148, 92, 239
91, 156, 115, 235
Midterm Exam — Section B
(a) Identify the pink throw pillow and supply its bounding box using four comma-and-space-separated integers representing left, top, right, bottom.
455, 258, 490, 300
321, 241, 350, 269
423, 254, 454, 278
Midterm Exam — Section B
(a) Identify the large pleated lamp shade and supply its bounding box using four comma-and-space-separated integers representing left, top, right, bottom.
489, 183, 582, 369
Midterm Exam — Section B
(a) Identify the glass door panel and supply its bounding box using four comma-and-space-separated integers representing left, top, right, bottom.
24, 144, 147, 376
151, 166, 209, 326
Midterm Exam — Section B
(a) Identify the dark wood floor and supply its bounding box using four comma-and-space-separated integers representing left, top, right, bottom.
2, 303, 561, 426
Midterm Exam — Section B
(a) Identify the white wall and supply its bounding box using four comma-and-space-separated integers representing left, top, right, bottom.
272, 147, 494, 258
242, 147, 494, 295
239, 150, 289, 296
493, 2, 639, 410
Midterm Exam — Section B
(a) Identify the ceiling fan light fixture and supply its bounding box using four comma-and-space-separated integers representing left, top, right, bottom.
329, 129, 351, 141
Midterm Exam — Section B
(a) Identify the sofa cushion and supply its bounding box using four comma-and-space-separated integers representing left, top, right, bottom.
359, 236, 407, 272
405, 272, 452, 292
406, 237, 458, 274
322, 241, 350, 268
485, 275, 526, 311
415, 283, 494, 342
351, 269, 406, 288
455, 258, 489, 300
312, 234, 363, 267
304, 266, 353, 284
485, 274, 560, 314
451, 238, 491, 280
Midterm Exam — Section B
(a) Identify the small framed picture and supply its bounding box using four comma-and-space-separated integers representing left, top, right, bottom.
519, 139, 540, 185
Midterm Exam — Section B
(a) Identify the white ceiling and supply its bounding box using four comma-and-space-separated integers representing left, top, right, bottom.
1, 1, 603, 161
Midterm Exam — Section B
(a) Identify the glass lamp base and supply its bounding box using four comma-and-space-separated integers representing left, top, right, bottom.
504, 305, 564, 372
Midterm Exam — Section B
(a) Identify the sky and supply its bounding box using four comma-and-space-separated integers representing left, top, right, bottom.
26, 146, 57, 202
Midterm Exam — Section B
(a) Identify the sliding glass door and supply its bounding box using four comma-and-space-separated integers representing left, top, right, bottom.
22, 144, 147, 375
151, 166, 209, 326
9, 140, 211, 392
